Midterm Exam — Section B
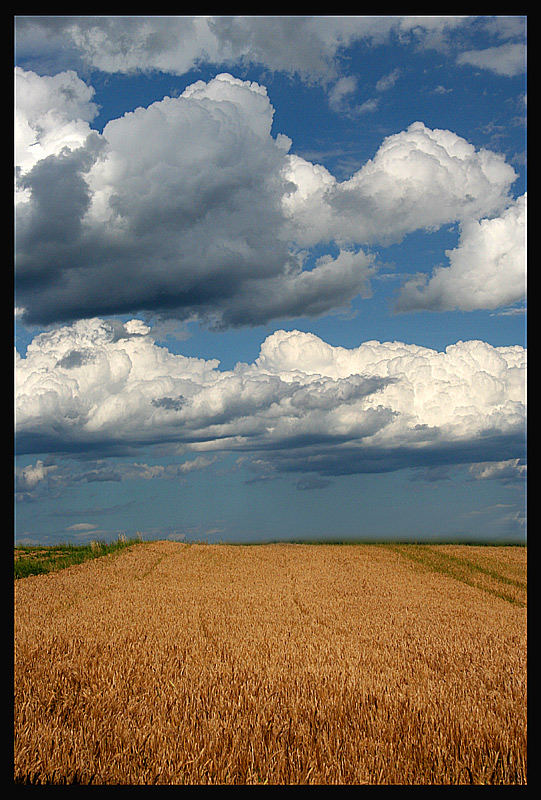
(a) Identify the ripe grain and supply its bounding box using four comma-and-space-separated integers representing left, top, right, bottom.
14, 542, 526, 785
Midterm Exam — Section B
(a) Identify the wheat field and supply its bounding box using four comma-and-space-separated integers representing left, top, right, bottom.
14, 541, 526, 785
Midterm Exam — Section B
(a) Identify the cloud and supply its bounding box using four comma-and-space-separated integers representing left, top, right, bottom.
282, 121, 516, 247
326, 76, 382, 118
15, 16, 475, 82
375, 68, 401, 92
492, 306, 526, 317
15, 72, 377, 328
357, 98, 379, 115
222, 248, 376, 327
16, 319, 526, 481
14, 66, 98, 181
15, 459, 58, 498
65, 522, 98, 531
15, 452, 218, 501
469, 458, 526, 482
15, 71, 521, 328
396, 193, 526, 311
295, 476, 332, 491
328, 76, 358, 113
457, 42, 526, 76
409, 465, 453, 483
15, 17, 524, 128
481, 16, 525, 41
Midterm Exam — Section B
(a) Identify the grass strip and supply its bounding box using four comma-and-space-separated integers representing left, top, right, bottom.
423, 546, 526, 589
14, 537, 145, 580
386, 544, 526, 607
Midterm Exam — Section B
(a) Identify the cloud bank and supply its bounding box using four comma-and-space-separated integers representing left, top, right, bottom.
14, 14, 525, 138
16, 319, 526, 480
15, 70, 521, 327
14, 16, 475, 83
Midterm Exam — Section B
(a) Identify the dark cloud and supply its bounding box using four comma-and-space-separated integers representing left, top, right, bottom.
15, 133, 105, 304
151, 396, 186, 411
266, 431, 526, 478
295, 476, 332, 491
15, 77, 304, 327
56, 349, 96, 369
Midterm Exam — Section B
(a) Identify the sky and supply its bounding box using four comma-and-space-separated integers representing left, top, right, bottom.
14, 15, 527, 545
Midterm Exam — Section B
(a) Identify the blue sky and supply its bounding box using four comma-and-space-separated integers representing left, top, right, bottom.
14, 16, 526, 544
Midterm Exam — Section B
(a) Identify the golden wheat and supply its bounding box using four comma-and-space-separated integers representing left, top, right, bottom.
14, 542, 526, 785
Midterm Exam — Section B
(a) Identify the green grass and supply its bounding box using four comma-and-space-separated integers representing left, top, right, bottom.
14, 536, 145, 580
227, 537, 526, 547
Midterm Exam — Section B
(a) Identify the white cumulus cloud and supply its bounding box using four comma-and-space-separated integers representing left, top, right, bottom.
16, 319, 526, 479
396, 193, 526, 311
282, 121, 516, 246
